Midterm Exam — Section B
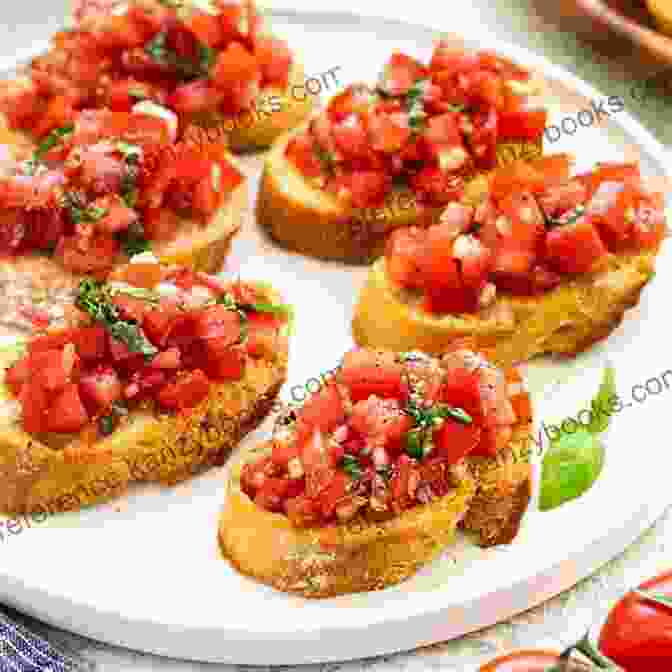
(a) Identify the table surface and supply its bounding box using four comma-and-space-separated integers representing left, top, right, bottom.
6, 0, 672, 669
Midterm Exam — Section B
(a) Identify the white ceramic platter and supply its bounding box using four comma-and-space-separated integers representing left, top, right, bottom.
0, 7, 671, 666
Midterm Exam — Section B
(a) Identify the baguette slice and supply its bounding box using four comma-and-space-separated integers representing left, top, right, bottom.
219, 442, 476, 598
353, 253, 656, 368
257, 125, 444, 264
258, 126, 542, 264
0, 284, 289, 516
218, 347, 533, 597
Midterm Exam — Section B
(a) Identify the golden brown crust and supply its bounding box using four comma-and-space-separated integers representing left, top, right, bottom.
461, 425, 533, 547
352, 251, 657, 367
218, 446, 476, 598
257, 126, 542, 264
0, 354, 287, 516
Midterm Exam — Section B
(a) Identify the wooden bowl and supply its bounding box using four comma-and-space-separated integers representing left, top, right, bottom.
538, 0, 672, 68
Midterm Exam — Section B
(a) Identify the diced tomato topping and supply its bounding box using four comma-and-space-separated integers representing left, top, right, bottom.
498, 108, 547, 141
112, 294, 153, 323
296, 384, 345, 443
157, 370, 210, 411
340, 350, 408, 402
79, 368, 122, 412
545, 217, 607, 274
212, 42, 260, 92
46, 383, 89, 434
285, 135, 323, 178
201, 340, 246, 381
436, 418, 481, 463
385, 227, 427, 289
143, 304, 185, 348
59, 234, 119, 275
169, 79, 226, 114
20, 380, 50, 435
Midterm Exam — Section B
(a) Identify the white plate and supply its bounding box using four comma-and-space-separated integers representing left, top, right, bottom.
1, 7, 671, 666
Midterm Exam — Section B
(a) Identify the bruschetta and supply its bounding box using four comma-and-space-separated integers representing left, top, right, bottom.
353, 156, 666, 366
218, 345, 533, 597
0, 262, 291, 514
0, 106, 246, 337
257, 43, 546, 263
0, 0, 313, 152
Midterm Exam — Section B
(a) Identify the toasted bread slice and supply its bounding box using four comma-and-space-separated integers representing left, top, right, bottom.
258, 126, 542, 263
185, 63, 315, 153
0, 283, 289, 515
257, 125, 444, 263
462, 424, 532, 547
219, 443, 476, 598
352, 252, 656, 367
218, 347, 533, 597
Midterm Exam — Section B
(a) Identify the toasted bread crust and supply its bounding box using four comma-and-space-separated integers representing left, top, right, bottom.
219, 446, 476, 598
0, 352, 287, 515
186, 63, 315, 152
257, 126, 443, 263
219, 419, 533, 597
353, 252, 657, 367
462, 425, 533, 547
257, 127, 542, 264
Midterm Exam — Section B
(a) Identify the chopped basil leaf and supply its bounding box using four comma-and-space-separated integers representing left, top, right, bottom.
315, 144, 335, 173
34, 124, 74, 161
211, 163, 222, 192
248, 302, 294, 319
98, 415, 115, 436
405, 430, 424, 459
128, 88, 147, 100
405, 79, 430, 132
76, 279, 158, 360
116, 141, 142, 163
341, 454, 363, 479
549, 205, 586, 229
61, 192, 108, 225
376, 464, 393, 481
217, 292, 238, 310
405, 400, 472, 428
118, 220, 151, 257
145, 31, 212, 80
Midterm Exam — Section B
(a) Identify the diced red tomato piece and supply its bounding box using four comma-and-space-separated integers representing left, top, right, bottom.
341, 171, 390, 209
537, 179, 587, 218
20, 380, 50, 435
469, 107, 499, 170
59, 235, 119, 275
255, 36, 292, 86
385, 227, 428, 289
112, 294, 152, 323
169, 79, 226, 114
348, 397, 412, 454
69, 326, 107, 362
368, 112, 410, 153
271, 438, 301, 466
193, 305, 240, 343
545, 217, 607, 274
5, 357, 31, 396
254, 477, 297, 513
284, 494, 320, 527
436, 417, 482, 463
499, 108, 547, 141
143, 208, 182, 242
245, 319, 278, 359
92, 195, 137, 234
332, 117, 370, 160
380, 52, 427, 96
33, 95, 76, 139
340, 350, 408, 402
472, 425, 513, 457
285, 134, 323, 178
424, 112, 463, 150
201, 340, 246, 381
440, 366, 486, 425
79, 368, 122, 412
32, 349, 72, 392
157, 370, 211, 411
319, 470, 349, 517
143, 304, 185, 348
301, 430, 336, 498
212, 42, 260, 92
296, 384, 345, 443
46, 383, 89, 434
187, 9, 226, 47
409, 166, 464, 205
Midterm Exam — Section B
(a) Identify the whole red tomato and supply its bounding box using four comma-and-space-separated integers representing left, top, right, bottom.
599, 570, 672, 671
478, 650, 592, 671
